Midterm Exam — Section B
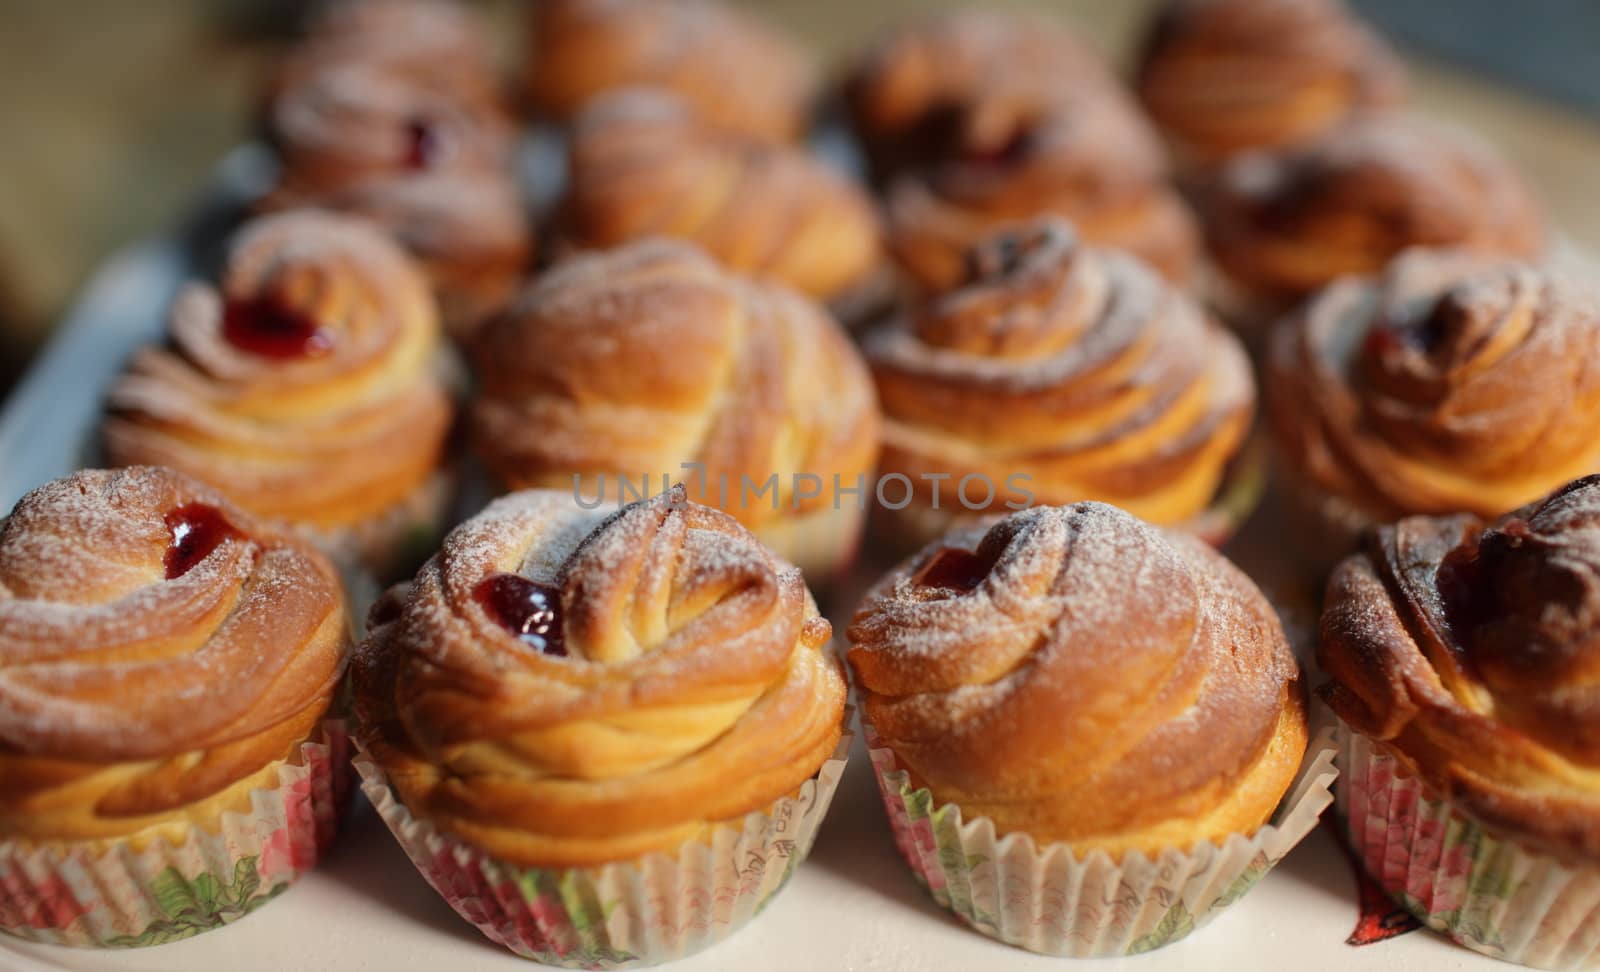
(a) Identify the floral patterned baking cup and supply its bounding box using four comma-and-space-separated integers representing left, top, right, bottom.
0, 722, 351, 948
355, 727, 853, 969
1336, 725, 1600, 970
865, 724, 1337, 956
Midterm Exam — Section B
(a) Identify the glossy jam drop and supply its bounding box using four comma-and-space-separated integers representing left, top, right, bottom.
1361, 325, 1404, 362
910, 547, 993, 601
164, 504, 240, 579
403, 118, 441, 170
474, 573, 566, 656
222, 296, 334, 359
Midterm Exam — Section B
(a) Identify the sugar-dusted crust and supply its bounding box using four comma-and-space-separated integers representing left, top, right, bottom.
263, 0, 504, 118
1268, 248, 1600, 525
557, 89, 882, 303
849, 502, 1307, 859
845, 9, 1198, 288
259, 3, 532, 342
103, 211, 455, 536
865, 218, 1254, 530
1319, 475, 1600, 862
525, 0, 816, 144
1135, 0, 1406, 164
0, 467, 348, 841
1203, 116, 1545, 303
845, 8, 1123, 181
468, 238, 880, 574
353, 486, 846, 868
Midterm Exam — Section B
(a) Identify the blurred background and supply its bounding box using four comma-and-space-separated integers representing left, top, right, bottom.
1, 0, 1597, 398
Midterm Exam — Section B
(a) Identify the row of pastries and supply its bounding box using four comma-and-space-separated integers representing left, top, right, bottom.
2, 0, 1599, 967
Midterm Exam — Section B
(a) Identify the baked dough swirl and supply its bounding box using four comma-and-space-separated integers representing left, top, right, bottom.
104, 210, 454, 538
883, 96, 1200, 290
1267, 249, 1600, 526
865, 218, 1254, 527
261, 41, 532, 340
353, 486, 846, 867
849, 502, 1306, 857
265, 56, 515, 194
525, 0, 816, 144
1320, 475, 1600, 860
0, 467, 347, 842
469, 238, 880, 572
557, 90, 881, 303
845, 9, 1123, 181
1135, 0, 1406, 164
843, 9, 1198, 288
265, 0, 504, 116
1204, 116, 1545, 302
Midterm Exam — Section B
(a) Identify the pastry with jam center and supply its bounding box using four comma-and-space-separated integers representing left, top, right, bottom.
352, 485, 849, 965
0, 466, 351, 947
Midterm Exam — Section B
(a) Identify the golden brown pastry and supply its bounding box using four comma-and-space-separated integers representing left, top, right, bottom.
469, 238, 880, 578
1135, 0, 1406, 165
525, 0, 816, 143
556, 89, 882, 305
262, 4, 533, 341
0, 466, 348, 843
353, 484, 846, 867
865, 218, 1255, 549
1267, 248, 1600, 548
883, 98, 1201, 291
850, 501, 1307, 858
1203, 116, 1545, 306
265, 0, 504, 117
845, 8, 1122, 181
1320, 474, 1600, 860
844, 8, 1199, 288
103, 210, 455, 576
262, 168, 533, 342
265, 57, 515, 192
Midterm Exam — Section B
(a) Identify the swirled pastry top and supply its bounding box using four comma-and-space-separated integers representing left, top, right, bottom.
1135, 0, 1406, 163
845, 10, 1196, 288
353, 485, 846, 866
260, 165, 534, 342
865, 218, 1254, 526
103, 210, 453, 531
1267, 249, 1600, 523
845, 10, 1122, 175
525, 0, 816, 143
1320, 475, 1600, 861
849, 502, 1306, 857
557, 90, 881, 302
1203, 116, 1545, 300
882, 90, 1201, 290
469, 239, 880, 530
0, 467, 347, 841
265, 55, 515, 195
266, 0, 505, 123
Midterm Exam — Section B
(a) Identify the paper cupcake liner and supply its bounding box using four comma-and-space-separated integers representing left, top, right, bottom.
1336, 724, 1600, 970
355, 725, 853, 969
0, 722, 351, 948
865, 724, 1337, 956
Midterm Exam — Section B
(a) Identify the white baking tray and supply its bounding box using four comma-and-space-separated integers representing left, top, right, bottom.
0, 148, 1510, 971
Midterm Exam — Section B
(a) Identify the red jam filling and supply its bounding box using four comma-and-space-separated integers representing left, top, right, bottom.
910, 547, 993, 600
221, 295, 334, 359
403, 118, 441, 170
474, 573, 566, 656
164, 503, 239, 579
